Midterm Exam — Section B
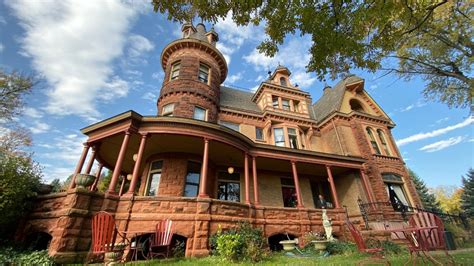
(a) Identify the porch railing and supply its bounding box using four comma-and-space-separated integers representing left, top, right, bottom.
357, 199, 469, 230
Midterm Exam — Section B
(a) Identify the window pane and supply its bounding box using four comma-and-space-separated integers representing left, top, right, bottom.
272, 96, 279, 108
199, 64, 209, 83
282, 99, 290, 110
219, 121, 240, 131
273, 128, 285, 147
193, 107, 206, 120
282, 187, 297, 207
147, 173, 161, 196
280, 77, 287, 86
170, 62, 180, 80
256, 127, 264, 140
151, 161, 163, 171
162, 104, 174, 116
184, 161, 201, 197
288, 128, 298, 149
218, 182, 240, 202
366, 128, 381, 154
184, 184, 198, 197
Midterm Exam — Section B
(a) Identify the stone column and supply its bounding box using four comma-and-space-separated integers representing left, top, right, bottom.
69, 144, 90, 189
326, 165, 340, 208
108, 131, 131, 193
126, 133, 148, 195
291, 161, 304, 208
84, 146, 97, 174
90, 163, 103, 191
252, 156, 260, 205
198, 138, 209, 198
244, 152, 250, 204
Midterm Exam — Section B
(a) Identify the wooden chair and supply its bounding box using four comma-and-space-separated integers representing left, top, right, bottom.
407, 212, 454, 265
148, 219, 174, 259
87, 211, 128, 263
345, 216, 389, 265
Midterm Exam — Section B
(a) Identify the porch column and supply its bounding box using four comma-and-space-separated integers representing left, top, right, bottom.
326, 165, 340, 208
252, 156, 260, 205
359, 168, 375, 203
244, 152, 250, 204
291, 161, 304, 208
198, 138, 210, 198
69, 143, 90, 189
108, 131, 131, 193
90, 163, 103, 191
127, 133, 148, 195
84, 146, 97, 174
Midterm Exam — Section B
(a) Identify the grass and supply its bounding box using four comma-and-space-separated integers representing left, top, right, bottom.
128, 249, 474, 265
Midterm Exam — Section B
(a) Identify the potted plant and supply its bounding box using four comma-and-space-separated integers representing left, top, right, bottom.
304, 231, 328, 254
74, 173, 95, 188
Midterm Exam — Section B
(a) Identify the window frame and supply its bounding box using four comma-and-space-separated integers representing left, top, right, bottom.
217, 171, 241, 202
273, 127, 285, 147
377, 129, 392, 156
280, 177, 297, 207
183, 161, 201, 197
255, 127, 264, 141
170, 61, 181, 81
272, 96, 279, 109
280, 77, 287, 86
287, 128, 299, 149
144, 160, 163, 196
198, 63, 210, 84
219, 121, 240, 132
161, 103, 175, 117
281, 98, 291, 111
366, 127, 382, 155
193, 106, 208, 121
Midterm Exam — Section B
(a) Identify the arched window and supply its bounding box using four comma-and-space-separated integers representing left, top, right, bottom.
377, 129, 391, 156
280, 77, 287, 86
366, 127, 381, 155
350, 99, 365, 112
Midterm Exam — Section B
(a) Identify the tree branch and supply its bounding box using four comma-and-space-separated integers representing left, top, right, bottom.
402, 0, 448, 35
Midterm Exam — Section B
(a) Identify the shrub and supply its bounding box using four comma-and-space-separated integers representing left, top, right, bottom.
210, 222, 267, 262
326, 241, 357, 255
0, 247, 54, 265
381, 240, 403, 255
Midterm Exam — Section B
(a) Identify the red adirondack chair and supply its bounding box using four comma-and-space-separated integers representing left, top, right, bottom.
148, 219, 174, 259
87, 211, 128, 263
345, 216, 389, 265
407, 212, 454, 265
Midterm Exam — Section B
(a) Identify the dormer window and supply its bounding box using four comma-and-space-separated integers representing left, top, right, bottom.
280, 77, 287, 86
282, 99, 290, 111
198, 63, 210, 83
170, 61, 180, 80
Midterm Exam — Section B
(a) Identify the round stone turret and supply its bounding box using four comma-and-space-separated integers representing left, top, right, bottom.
158, 23, 228, 122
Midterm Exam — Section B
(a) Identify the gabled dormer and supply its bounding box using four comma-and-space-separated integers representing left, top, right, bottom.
252, 66, 312, 119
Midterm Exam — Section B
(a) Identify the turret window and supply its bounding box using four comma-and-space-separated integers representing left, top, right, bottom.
198, 63, 210, 83
366, 127, 381, 155
193, 106, 207, 121
161, 103, 174, 117
377, 129, 392, 156
170, 61, 180, 80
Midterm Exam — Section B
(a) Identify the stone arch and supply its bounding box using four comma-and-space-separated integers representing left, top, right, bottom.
349, 98, 365, 112
24, 231, 53, 251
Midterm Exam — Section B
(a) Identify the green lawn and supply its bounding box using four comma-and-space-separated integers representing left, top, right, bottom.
129, 249, 474, 265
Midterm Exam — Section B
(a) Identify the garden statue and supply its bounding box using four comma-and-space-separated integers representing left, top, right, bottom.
322, 209, 334, 241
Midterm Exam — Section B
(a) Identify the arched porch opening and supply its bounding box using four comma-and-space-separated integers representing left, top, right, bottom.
24, 231, 52, 251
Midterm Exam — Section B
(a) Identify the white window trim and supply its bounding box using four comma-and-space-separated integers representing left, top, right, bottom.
193, 106, 208, 121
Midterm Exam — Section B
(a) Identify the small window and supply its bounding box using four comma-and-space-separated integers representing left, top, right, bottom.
193, 106, 207, 121
377, 129, 391, 156
184, 161, 201, 197
288, 128, 299, 149
280, 77, 287, 86
273, 128, 285, 147
282, 99, 290, 111
198, 63, 210, 83
145, 161, 163, 196
217, 172, 240, 202
366, 127, 381, 155
350, 99, 365, 112
272, 96, 279, 108
219, 121, 240, 131
162, 103, 174, 117
170, 61, 180, 80
281, 178, 297, 207
256, 127, 264, 141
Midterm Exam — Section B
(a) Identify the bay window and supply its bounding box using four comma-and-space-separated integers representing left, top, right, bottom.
273, 128, 285, 147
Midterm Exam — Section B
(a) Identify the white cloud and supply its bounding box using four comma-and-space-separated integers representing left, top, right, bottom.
23, 107, 43, 118
142, 91, 157, 102
399, 99, 427, 113
7, 0, 138, 119
152, 71, 163, 80
397, 117, 474, 146
126, 34, 154, 65
419, 136, 465, 152
30, 121, 51, 134
243, 37, 317, 88
225, 72, 243, 84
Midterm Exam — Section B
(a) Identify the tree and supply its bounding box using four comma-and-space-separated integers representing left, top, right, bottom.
433, 185, 463, 214
409, 169, 442, 213
153, 1, 473, 108
0, 69, 35, 121
97, 170, 112, 192
461, 168, 474, 218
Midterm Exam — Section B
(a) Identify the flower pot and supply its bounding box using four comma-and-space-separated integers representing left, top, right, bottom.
279, 240, 297, 251
74, 173, 95, 188
311, 240, 329, 254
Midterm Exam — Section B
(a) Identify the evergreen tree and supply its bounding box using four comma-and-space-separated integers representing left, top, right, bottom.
461, 168, 474, 218
409, 169, 442, 213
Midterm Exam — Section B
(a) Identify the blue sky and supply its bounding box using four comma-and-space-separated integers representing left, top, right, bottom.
0, 1, 472, 188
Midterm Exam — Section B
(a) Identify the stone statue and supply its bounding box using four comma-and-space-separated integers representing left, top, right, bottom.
322, 209, 334, 241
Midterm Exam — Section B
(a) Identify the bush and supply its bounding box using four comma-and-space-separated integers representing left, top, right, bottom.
172, 240, 185, 258
210, 222, 267, 262
326, 241, 357, 255
0, 247, 54, 265
381, 240, 403, 255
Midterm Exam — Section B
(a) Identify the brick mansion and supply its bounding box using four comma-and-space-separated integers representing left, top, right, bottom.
17, 23, 421, 263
